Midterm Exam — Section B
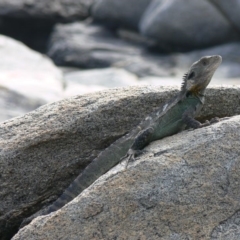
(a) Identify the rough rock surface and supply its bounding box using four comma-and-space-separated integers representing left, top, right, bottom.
0, 86, 178, 240
13, 115, 240, 239
1, 86, 240, 239
91, 0, 152, 30
0, 0, 95, 22
140, 0, 239, 51
47, 21, 170, 77
0, 86, 45, 122
0, 34, 63, 102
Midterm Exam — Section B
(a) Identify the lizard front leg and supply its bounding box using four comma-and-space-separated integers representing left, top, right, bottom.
182, 109, 219, 129
122, 127, 154, 169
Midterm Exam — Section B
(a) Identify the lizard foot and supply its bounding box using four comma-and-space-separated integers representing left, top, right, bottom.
212, 116, 231, 122
199, 117, 221, 128
188, 117, 221, 130
199, 119, 219, 128
201, 117, 221, 127
209, 117, 220, 124
121, 149, 146, 170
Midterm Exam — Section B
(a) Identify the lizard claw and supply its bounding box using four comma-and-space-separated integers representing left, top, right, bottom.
121, 149, 136, 171
121, 149, 147, 170
210, 117, 220, 124
200, 120, 210, 128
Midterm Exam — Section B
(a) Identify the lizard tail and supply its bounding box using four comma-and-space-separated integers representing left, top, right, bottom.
46, 133, 136, 214
46, 158, 101, 213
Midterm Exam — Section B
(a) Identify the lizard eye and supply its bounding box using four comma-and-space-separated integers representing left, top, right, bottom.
202, 59, 208, 66
188, 71, 195, 79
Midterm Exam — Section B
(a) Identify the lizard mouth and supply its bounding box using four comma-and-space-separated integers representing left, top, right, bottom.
199, 55, 222, 91
189, 56, 222, 94
207, 55, 222, 71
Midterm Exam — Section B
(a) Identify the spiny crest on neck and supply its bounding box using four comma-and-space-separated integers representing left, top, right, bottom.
180, 72, 189, 93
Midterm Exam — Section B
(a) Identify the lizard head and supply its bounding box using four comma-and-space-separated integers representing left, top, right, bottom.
182, 55, 222, 95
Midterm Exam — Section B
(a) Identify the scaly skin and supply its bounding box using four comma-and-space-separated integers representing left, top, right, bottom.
21, 55, 222, 226
124, 55, 222, 160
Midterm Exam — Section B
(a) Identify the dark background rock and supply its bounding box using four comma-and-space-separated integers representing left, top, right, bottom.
0, 17, 54, 52
0, 0, 95, 52
91, 0, 152, 30
140, 0, 240, 52
47, 21, 142, 68
47, 21, 171, 77
211, 0, 240, 33
0, 0, 94, 22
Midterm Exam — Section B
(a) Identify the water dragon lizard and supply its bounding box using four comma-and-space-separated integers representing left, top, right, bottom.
22, 55, 222, 226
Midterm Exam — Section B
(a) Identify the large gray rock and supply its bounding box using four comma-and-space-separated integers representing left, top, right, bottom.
1, 86, 240, 239
0, 86, 45, 122
47, 21, 170, 77
211, 0, 240, 32
13, 114, 240, 239
0, 0, 95, 21
0, 86, 177, 240
91, 0, 152, 30
140, 0, 239, 51
0, 34, 63, 102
